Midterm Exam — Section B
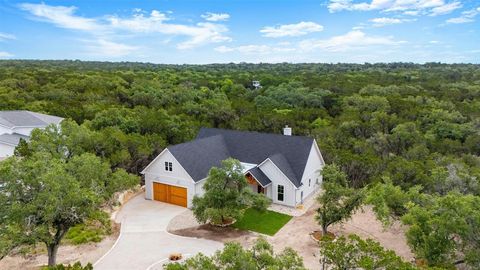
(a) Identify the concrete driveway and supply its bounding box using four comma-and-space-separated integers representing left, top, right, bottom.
94, 194, 223, 270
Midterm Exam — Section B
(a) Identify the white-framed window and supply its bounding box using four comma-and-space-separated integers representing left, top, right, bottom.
277, 185, 284, 201
316, 178, 319, 184
309, 179, 311, 187
165, 161, 172, 171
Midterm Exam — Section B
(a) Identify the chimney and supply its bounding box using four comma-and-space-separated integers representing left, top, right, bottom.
283, 125, 292, 136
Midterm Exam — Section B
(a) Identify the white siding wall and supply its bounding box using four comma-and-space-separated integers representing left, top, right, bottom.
195, 179, 207, 197
259, 160, 297, 207
142, 149, 197, 208
0, 143, 15, 158
296, 142, 325, 203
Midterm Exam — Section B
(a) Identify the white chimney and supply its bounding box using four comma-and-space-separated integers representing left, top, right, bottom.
283, 125, 292, 136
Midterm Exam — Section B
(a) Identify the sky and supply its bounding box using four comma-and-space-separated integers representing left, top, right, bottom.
0, 0, 479, 64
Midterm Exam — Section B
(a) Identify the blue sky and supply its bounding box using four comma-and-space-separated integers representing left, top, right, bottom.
0, 0, 479, 63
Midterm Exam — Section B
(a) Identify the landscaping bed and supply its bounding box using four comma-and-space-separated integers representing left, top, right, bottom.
233, 208, 292, 236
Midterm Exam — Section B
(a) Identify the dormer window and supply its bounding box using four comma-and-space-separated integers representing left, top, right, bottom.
165, 162, 172, 171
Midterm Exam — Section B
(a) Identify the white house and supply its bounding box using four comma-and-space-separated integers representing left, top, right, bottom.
0, 110, 63, 158
141, 127, 325, 208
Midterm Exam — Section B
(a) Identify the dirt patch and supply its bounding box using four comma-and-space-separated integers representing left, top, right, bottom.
171, 224, 258, 247
330, 205, 414, 261
0, 230, 118, 270
169, 203, 414, 270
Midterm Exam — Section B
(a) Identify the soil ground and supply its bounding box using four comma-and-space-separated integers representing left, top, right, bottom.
0, 231, 119, 270
168, 202, 414, 270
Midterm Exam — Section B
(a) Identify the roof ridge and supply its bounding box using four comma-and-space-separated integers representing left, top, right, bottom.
198, 127, 313, 140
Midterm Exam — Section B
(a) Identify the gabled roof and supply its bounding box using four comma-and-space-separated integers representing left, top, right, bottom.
0, 133, 29, 146
163, 128, 314, 187
0, 110, 63, 128
247, 167, 272, 187
168, 135, 231, 181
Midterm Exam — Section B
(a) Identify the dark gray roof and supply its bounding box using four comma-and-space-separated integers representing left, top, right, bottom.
0, 110, 63, 128
0, 133, 29, 146
168, 135, 231, 181
247, 167, 272, 187
167, 128, 314, 187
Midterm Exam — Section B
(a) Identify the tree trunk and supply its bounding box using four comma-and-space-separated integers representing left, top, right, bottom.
322, 223, 328, 236
47, 243, 59, 266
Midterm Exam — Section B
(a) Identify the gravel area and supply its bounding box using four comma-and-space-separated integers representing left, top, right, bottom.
166, 209, 201, 231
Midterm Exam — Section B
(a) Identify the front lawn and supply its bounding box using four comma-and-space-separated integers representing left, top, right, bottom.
233, 208, 292, 236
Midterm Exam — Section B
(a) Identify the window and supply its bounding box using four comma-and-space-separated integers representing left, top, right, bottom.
309, 179, 311, 187
277, 185, 284, 201
316, 178, 319, 184
164, 161, 172, 171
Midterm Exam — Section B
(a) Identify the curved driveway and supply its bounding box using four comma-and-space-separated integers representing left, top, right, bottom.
94, 194, 223, 270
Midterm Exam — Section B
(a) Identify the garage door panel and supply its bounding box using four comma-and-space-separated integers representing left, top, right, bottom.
152, 182, 187, 207
170, 195, 187, 207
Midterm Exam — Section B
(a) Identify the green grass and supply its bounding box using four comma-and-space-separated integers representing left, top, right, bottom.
233, 208, 292, 236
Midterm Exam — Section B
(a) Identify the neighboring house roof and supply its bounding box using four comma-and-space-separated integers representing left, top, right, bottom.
247, 167, 272, 187
0, 133, 29, 146
0, 110, 63, 128
163, 128, 314, 187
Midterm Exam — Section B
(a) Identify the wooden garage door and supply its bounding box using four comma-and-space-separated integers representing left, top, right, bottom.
153, 182, 187, 207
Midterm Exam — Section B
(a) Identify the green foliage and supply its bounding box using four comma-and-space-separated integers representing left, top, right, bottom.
402, 193, 480, 268
64, 212, 111, 245
1, 60, 480, 266
316, 164, 364, 234
164, 237, 306, 270
320, 234, 418, 270
192, 158, 271, 225
42, 262, 93, 270
0, 124, 138, 265
233, 208, 292, 236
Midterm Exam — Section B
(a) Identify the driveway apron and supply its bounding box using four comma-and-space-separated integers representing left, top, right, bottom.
94, 194, 223, 270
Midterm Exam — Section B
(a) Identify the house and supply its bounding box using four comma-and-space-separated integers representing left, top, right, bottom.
252, 80, 262, 90
141, 126, 325, 208
0, 110, 64, 158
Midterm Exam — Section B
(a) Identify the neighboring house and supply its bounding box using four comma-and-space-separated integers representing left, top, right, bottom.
141, 126, 325, 208
0, 110, 64, 158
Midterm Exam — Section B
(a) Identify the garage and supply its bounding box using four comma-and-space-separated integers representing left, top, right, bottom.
153, 182, 188, 207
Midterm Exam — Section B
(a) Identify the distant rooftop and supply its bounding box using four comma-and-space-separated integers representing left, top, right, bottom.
0, 110, 63, 128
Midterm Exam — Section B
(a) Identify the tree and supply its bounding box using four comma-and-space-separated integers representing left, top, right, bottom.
192, 158, 270, 225
402, 193, 480, 268
164, 237, 306, 270
319, 234, 418, 270
316, 164, 364, 235
0, 152, 137, 266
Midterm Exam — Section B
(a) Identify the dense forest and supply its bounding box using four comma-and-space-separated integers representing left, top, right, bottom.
0, 60, 479, 269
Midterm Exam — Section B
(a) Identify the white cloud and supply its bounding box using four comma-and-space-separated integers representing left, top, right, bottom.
0, 32, 16, 41
328, 0, 462, 16
260, 21, 324, 38
19, 3, 101, 31
201, 12, 230, 22
369, 17, 414, 26
429, 1, 462, 16
19, 3, 231, 50
299, 30, 404, 52
446, 7, 479, 24
83, 39, 139, 57
0, 51, 14, 58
